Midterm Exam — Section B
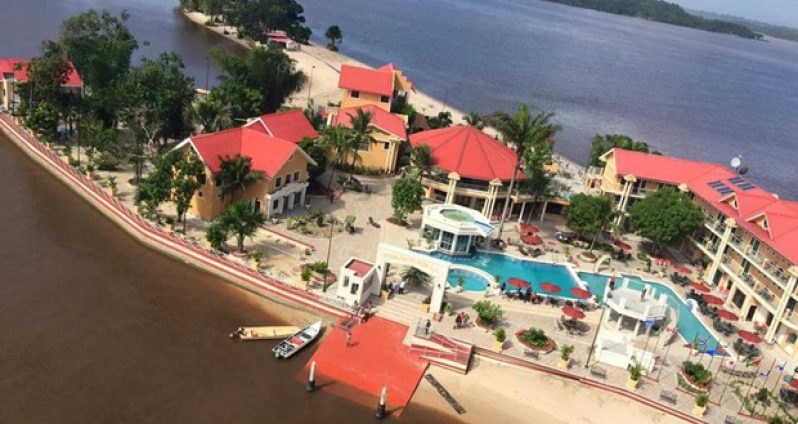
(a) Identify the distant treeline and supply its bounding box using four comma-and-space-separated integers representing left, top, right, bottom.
690, 10, 798, 43
543, 0, 763, 40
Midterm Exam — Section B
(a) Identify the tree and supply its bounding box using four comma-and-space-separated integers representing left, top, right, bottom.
298, 137, 327, 180
134, 150, 181, 221
588, 134, 650, 167
15, 42, 74, 121
24, 102, 59, 142
391, 178, 425, 222
205, 222, 229, 251
324, 25, 343, 51
218, 200, 266, 253
410, 143, 432, 181
629, 188, 704, 253
211, 45, 305, 118
218, 155, 264, 203
319, 125, 352, 195
172, 153, 205, 232
79, 112, 122, 167
346, 109, 373, 178
566, 194, 615, 250
192, 96, 232, 133
402, 267, 430, 286
464, 112, 486, 129
427, 111, 452, 129
227, 0, 311, 43
492, 105, 560, 239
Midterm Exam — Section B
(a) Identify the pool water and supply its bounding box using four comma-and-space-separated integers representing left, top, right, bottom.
440, 209, 474, 222
447, 268, 491, 291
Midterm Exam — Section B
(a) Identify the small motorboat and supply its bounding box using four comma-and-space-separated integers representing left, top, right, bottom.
272, 321, 323, 359
229, 325, 300, 341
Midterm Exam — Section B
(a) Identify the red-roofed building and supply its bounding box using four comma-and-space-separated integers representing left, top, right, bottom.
246, 109, 318, 144
1, 58, 83, 112
338, 63, 415, 112
328, 104, 408, 172
409, 125, 565, 221
336, 257, 377, 307
588, 148, 798, 358
173, 125, 316, 220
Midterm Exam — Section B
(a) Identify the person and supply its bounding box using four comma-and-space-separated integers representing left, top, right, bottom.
425, 319, 431, 335
454, 313, 462, 329
387, 281, 394, 295
398, 280, 406, 295
640, 288, 647, 300
500, 282, 507, 293
346, 331, 352, 347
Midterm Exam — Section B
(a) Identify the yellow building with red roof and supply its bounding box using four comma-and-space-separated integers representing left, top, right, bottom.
1, 58, 83, 113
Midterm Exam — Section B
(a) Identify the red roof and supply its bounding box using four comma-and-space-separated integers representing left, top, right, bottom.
610, 149, 798, 265
409, 125, 523, 182
186, 125, 301, 178
332, 104, 407, 139
0, 58, 82, 87
345, 259, 373, 277
338, 64, 393, 97
249, 109, 318, 144
377, 63, 415, 91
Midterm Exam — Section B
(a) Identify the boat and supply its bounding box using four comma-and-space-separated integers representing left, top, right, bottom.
272, 321, 323, 359
229, 325, 300, 341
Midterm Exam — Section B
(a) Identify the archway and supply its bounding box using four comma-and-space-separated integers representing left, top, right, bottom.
374, 243, 451, 314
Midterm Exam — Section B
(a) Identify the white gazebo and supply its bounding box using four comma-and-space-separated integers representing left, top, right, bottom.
336, 258, 377, 307
604, 277, 670, 335
420, 204, 494, 255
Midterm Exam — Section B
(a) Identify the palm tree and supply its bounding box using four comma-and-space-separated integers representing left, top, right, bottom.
346, 109, 374, 179
324, 25, 343, 51
464, 112, 486, 129
219, 200, 266, 253
402, 267, 430, 286
218, 155, 265, 204
492, 105, 560, 240
193, 97, 232, 133
410, 143, 432, 181
319, 125, 353, 196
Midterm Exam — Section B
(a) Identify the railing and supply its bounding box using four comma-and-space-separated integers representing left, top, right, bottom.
721, 258, 778, 311
725, 234, 790, 288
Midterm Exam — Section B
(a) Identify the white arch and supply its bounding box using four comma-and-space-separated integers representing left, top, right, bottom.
374, 243, 451, 314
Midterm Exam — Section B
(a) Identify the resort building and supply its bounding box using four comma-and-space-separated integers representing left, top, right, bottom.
420, 204, 495, 255
173, 124, 316, 221
0, 58, 83, 113
338, 63, 414, 112
336, 258, 377, 307
586, 148, 798, 359
410, 125, 568, 221
245, 109, 318, 144
328, 104, 407, 172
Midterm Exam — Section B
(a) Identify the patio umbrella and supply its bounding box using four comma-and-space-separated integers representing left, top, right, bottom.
539, 282, 561, 294
507, 278, 531, 289
561, 306, 585, 320
613, 240, 632, 251
517, 223, 539, 233
737, 330, 762, 345
521, 234, 543, 245
702, 294, 724, 305
570, 287, 593, 299
715, 309, 739, 322
673, 265, 692, 275
690, 282, 711, 293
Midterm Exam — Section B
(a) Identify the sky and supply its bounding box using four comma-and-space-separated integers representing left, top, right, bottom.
672, 0, 798, 28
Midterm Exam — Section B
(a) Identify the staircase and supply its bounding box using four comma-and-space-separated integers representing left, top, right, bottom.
410, 333, 473, 374
373, 291, 427, 326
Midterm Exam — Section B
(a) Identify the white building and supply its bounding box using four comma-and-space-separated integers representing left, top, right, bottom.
420, 204, 494, 255
336, 258, 377, 307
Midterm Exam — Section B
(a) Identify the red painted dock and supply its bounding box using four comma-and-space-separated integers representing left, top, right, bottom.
300, 317, 427, 412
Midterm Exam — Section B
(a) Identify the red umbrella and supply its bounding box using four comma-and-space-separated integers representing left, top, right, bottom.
570, 287, 593, 299
738, 330, 762, 344
507, 278, 531, 289
673, 265, 692, 275
715, 309, 739, 322
690, 282, 711, 293
702, 294, 724, 305
517, 223, 539, 233
561, 306, 585, 320
539, 282, 561, 294
613, 240, 632, 251
521, 234, 543, 245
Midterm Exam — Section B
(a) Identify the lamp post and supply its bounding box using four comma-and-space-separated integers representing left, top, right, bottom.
584, 301, 607, 368
322, 215, 334, 292
306, 65, 315, 105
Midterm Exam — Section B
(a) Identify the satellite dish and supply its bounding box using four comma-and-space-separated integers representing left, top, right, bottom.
730, 156, 742, 169
738, 166, 749, 175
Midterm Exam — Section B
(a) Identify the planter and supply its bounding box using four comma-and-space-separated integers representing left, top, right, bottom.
514, 331, 556, 354
231, 250, 249, 259
692, 404, 706, 417
679, 369, 712, 392
558, 358, 570, 370
578, 252, 598, 263
110, 187, 118, 196
298, 279, 309, 290
45, 142, 54, 150
249, 259, 261, 269
493, 340, 504, 353
476, 318, 495, 330
420, 303, 430, 313
626, 378, 639, 390
86, 172, 95, 181
381, 290, 390, 301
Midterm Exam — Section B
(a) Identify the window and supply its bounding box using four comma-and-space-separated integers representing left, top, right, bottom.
357, 141, 370, 151
272, 199, 280, 212
732, 289, 745, 308
294, 171, 300, 182
197, 191, 203, 198
380, 95, 390, 103
196, 172, 206, 185
343, 276, 349, 287
350, 90, 360, 98
214, 175, 223, 187
275, 176, 282, 189
285, 173, 292, 185
350, 283, 360, 295
383, 142, 390, 150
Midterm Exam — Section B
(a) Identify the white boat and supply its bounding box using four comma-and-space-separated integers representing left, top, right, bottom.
272, 321, 323, 359
229, 325, 300, 341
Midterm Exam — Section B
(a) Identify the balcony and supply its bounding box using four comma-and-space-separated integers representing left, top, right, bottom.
704, 218, 725, 237
720, 259, 778, 312
725, 235, 791, 289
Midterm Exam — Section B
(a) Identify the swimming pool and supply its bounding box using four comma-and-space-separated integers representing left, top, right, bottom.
431, 251, 723, 348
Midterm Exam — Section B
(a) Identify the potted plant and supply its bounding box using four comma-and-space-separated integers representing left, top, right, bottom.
164, 216, 176, 232
421, 295, 431, 313
61, 145, 72, 162
85, 163, 96, 180
381, 282, 390, 301
693, 393, 708, 417
271, 213, 279, 225
455, 276, 465, 293
493, 327, 507, 353
444, 303, 454, 316
626, 363, 642, 390
559, 344, 575, 369
300, 267, 311, 289
249, 250, 263, 269
515, 327, 555, 353
472, 300, 503, 329
107, 176, 118, 196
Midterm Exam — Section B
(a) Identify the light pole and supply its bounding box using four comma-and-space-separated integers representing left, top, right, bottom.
306, 65, 315, 105
584, 302, 607, 368
322, 215, 334, 292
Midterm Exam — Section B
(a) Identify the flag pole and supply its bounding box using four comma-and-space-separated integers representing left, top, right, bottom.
656, 327, 676, 381
717, 357, 736, 406
739, 359, 764, 415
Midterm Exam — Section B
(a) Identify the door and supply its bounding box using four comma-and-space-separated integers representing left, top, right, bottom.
746, 304, 758, 322
253, 199, 261, 213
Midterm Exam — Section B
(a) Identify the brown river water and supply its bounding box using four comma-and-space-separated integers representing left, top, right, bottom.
0, 134, 451, 423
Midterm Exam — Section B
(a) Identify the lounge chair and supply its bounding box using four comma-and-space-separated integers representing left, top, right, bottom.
590, 366, 607, 379
660, 390, 677, 404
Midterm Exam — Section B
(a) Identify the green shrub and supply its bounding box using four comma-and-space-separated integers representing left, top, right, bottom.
560, 344, 575, 361
308, 261, 328, 273
682, 361, 712, 386
495, 327, 507, 343
629, 364, 642, 381
521, 328, 549, 348
472, 300, 503, 325
696, 393, 709, 407
444, 303, 454, 315
301, 267, 311, 282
